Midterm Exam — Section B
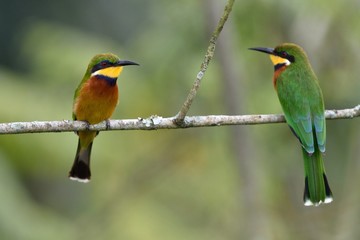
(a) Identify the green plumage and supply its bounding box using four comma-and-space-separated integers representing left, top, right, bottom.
275, 48, 325, 154
250, 43, 333, 206
302, 143, 332, 206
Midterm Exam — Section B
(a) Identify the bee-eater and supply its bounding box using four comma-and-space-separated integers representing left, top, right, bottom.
70, 53, 138, 183
249, 43, 333, 206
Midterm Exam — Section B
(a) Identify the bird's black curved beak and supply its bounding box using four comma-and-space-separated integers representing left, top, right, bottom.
116, 60, 139, 66
249, 47, 275, 55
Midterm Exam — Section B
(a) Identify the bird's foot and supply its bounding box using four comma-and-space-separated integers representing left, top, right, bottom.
105, 119, 111, 130
84, 121, 91, 131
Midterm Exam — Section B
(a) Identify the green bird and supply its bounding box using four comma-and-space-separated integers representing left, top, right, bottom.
249, 43, 333, 206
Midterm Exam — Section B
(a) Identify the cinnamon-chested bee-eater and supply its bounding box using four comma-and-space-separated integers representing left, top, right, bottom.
69, 53, 138, 183
249, 43, 333, 206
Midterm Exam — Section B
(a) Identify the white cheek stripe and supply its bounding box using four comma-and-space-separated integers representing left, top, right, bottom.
91, 70, 101, 77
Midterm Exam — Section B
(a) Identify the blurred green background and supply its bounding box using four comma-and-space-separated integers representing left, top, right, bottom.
0, 0, 359, 239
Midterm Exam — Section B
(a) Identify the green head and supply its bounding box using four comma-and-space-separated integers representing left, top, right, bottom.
84, 53, 139, 80
249, 43, 311, 71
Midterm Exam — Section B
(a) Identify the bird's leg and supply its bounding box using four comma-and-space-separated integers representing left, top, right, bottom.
84, 120, 91, 131
105, 119, 111, 130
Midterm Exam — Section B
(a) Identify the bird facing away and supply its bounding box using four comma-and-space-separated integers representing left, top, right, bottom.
70, 53, 138, 183
249, 43, 333, 206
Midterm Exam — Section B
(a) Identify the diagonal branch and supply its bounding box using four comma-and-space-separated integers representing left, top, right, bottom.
0, 105, 359, 135
174, 0, 235, 125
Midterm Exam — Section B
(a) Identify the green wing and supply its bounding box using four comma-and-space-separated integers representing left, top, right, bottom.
313, 114, 326, 152
307, 73, 326, 153
276, 69, 325, 154
279, 92, 315, 154
277, 69, 321, 153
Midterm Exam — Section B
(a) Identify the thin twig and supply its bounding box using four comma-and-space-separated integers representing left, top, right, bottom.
0, 105, 358, 135
174, 0, 235, 125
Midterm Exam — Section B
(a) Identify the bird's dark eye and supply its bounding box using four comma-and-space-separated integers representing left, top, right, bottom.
279, 51, 288, 58
101, 61, 109, 67
275, 50, 295, 63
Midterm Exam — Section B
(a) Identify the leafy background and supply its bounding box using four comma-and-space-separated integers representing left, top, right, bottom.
0, 0, 359, 239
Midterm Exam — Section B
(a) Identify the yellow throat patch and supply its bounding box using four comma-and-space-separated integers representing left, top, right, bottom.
92, 66, 123, 78
269, 55, 291, 66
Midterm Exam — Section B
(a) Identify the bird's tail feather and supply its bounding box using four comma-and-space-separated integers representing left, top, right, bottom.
69, 139, 93, 183
302, 146, 333, 206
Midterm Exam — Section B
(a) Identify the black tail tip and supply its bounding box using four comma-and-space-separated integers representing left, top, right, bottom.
303, 174, 333, 206
69, 161, 91, 183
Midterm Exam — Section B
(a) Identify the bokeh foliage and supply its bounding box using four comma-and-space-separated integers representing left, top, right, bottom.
0, 0, 359, 239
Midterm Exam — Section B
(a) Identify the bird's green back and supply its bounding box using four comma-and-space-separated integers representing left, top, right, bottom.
274, 44, 326, 153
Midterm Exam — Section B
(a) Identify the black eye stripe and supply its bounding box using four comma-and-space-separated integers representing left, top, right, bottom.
275, 50, 295, 63
91, 60, 113, 73
276, 51, 287, 57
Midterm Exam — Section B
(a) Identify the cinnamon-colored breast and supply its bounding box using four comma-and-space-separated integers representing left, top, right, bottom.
273, 65, 287, 89
73, 77, 119, 124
